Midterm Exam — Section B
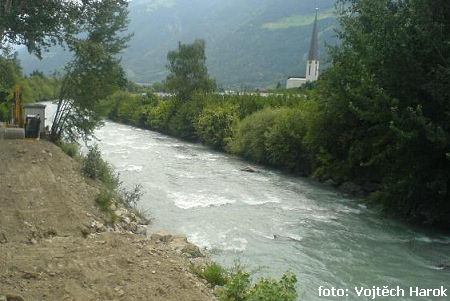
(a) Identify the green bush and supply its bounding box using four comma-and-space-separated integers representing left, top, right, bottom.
264, 106, 312, 174
246, 273, 297, 301
95, 189, 114, 212
82, 145, 119, 189
196, 103, 238, 149
145, 98, 176, 131
228, 108, 282, 164
194, 263, 229, 287
218, 270, 251, 301
167, 98, 205, 140
217, 267, 297, 301
0, 102, 9, 121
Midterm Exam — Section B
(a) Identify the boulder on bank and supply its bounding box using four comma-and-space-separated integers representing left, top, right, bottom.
241, 166, 257, 173
339, 181, 364, 196
151, 230, 174, 243
151, 231, 204, 258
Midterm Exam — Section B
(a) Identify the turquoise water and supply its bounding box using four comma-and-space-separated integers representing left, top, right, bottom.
43, 103, 450, 300
93, 121, 449, 300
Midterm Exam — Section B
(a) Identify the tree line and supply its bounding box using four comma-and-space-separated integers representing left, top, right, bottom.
0, 54, 60, 121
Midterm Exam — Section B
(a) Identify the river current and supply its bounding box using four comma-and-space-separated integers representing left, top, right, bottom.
45, 105, 449, 300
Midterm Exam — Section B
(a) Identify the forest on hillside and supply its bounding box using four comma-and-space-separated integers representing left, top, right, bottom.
17, 0, 337, 89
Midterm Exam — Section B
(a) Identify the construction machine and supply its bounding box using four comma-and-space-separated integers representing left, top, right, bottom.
11, 85, 24, 128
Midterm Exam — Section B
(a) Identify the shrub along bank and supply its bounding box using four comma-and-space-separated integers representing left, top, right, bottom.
103, 91, 315, 173
103, 88, 449, 229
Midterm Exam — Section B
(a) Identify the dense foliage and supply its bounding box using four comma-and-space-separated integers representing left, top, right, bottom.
0, 54, 59, 121
0, 0, 124, 57
309, 0, 450, 226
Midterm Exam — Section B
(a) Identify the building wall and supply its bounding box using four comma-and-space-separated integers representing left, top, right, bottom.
286, 78, 307, 89
305, 60, 319, 82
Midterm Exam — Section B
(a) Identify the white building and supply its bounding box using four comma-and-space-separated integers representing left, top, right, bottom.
23, 103, 46, 133
286, 9, 320, 89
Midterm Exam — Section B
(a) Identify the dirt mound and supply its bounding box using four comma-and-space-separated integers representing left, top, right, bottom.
0, 140, 215, 301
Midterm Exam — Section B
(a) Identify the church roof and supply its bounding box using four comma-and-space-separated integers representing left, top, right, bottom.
308, 10, 319, 61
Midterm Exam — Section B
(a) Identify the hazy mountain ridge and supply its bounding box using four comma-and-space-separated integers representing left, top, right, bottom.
18, 0, 337, 89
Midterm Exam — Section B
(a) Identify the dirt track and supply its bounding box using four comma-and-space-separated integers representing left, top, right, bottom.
0, 140, 215, 301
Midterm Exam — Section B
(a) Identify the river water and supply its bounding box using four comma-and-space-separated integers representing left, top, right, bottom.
44, 104, 449, 300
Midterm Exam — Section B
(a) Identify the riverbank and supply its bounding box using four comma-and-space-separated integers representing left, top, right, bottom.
0, 139, 216, 300
103, 91, 449, 229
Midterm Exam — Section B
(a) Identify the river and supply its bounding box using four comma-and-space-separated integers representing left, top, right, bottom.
44, 105, 449, 300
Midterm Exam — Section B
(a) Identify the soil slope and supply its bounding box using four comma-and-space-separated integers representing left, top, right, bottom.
0, 140, 215, 301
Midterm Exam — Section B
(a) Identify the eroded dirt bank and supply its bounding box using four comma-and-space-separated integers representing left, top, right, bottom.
0, 140, 215, 301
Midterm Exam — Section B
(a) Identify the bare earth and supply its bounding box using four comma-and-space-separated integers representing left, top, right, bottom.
0, 139, 215, 301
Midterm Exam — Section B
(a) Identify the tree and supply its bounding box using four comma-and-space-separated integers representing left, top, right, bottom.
50, 0, 129, 142
311, 0, 450, 226
165, 39, 216, 101
0, 0, 88, 57
0, 51, 21, 120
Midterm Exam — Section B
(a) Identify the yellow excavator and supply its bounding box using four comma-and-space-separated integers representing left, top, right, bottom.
11, 85, 24, 128
0, 85, 26, 139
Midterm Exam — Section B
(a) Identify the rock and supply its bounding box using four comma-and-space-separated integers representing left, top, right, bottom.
241, 166, 257, 173
114, 208, 127, 218
362, 182, 381, 193
152, 270, 156, 274
109, 203, 117, 211
150, 230, 173, 243
339, 182, 364, 196
181, 243, 203, 258
22, 271, 38, 279
135, 225, 147, 236
6, 295, 25, 301
125, 222, 138, 233
324, 179, 337, 187
80, 226, 91, 238
122, 216, 131, 224
91, 221, 106, 233
0, 232, 7, 244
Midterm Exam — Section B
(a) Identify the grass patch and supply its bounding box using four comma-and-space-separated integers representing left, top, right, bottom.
59, 142, 80, 158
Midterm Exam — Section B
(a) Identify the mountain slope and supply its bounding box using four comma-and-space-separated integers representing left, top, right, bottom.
18, 0, 337, 89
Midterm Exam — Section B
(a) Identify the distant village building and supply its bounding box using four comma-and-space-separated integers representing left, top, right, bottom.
286, 9, 320, 89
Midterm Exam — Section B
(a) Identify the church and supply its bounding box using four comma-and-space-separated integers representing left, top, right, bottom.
286, 10, 320, 89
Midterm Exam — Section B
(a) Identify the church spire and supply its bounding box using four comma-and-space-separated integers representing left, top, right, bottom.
308, 9, 319, 61
305, 8, 320, 82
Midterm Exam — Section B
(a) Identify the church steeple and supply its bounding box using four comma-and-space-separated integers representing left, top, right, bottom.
306, 9, 320, 82
286, 8, 321, 89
